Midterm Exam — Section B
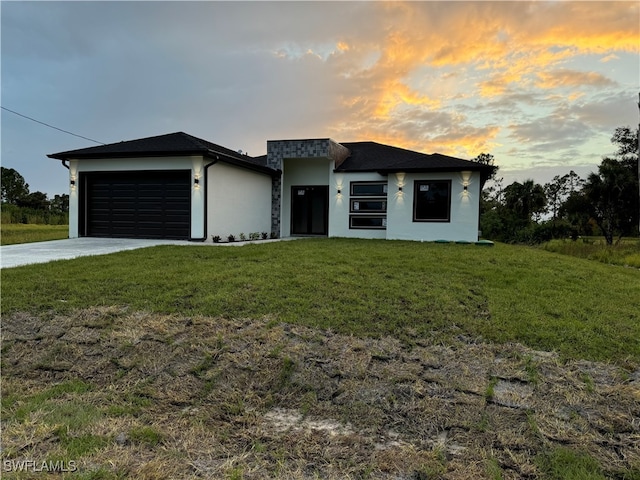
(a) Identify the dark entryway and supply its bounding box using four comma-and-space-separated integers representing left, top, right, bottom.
291, 185, 328, 235
80, 170, 191, 239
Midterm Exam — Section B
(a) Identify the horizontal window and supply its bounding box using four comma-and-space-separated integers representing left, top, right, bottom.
350, 182, 388, 196
413, 180, 452, 222
350, 215, 387, 229
350, 198, 387, 213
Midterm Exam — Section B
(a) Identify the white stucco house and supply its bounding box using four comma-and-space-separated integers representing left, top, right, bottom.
48, 132, 494, 242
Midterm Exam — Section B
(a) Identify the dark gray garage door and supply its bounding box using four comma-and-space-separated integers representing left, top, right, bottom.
81, 170, 191, 239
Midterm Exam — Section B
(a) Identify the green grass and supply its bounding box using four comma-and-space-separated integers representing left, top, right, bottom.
541, 237, 640, 268
2, 238, 639, 364
536, 447, 606, 480
1, 379, 108, 461
2, 379, 92, 422
1, 223, 68, 245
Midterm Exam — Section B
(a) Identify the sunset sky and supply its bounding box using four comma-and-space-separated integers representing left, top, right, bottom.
2, 1, 638, 197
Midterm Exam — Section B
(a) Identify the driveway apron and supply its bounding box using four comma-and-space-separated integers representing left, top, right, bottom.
0, 238, 194, 269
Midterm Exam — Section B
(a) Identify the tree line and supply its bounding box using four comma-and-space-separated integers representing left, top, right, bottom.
475, 126, 639, 245
1, 167, 69, 225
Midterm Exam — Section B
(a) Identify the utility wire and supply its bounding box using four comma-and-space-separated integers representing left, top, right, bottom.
1, 106, 106, 145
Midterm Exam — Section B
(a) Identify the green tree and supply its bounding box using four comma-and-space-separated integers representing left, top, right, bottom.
50, 194, 69, 214
1, 167, 29, 204
611, 126, 638, 159
17, 191, 50, 210
544, 171, 584, 224
580, 126, 639, 245
504, 180, 547, 224
583, 157, 637, 244
472, 153, 499, 181
472, 152, 502, 228
561, 190, 595, 237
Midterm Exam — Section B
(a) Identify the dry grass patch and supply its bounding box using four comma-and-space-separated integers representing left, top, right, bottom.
2, 307, 639, 479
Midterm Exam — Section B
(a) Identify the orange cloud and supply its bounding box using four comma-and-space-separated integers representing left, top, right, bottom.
374, 81, 441, 119
536, 69, 616, 89
322, 1, 636, 156
336, 41, 350, 52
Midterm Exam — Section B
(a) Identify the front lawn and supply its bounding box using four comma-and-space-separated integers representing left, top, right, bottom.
2, 238, 638, 365
0, 224, 68, 245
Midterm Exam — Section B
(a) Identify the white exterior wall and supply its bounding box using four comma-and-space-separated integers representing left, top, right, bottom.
207, 162, 272, 239
328, 170, 481, 242
68, 156, 204, 239
329, 171, 388, 239
386, 171, 481, 242
280, 157, 330, 237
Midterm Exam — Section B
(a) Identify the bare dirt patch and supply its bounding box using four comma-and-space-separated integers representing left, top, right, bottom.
2, 307, 639, 479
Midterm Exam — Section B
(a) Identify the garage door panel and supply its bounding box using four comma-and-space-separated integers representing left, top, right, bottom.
82, 171, 191, 239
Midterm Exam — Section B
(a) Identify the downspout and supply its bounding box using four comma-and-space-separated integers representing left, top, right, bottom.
190, 157, 218, 241
60, 160, 70, 170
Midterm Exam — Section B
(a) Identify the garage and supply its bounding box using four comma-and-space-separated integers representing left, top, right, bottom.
80, 170, 191, 239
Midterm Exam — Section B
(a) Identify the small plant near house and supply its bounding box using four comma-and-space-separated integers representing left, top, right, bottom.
239, 233, 247, 241
212, 235, 221, 243
261, 232, 268, 240
227, 234, 236, 243
270, 232, 278, 239
249, 232, 260, 241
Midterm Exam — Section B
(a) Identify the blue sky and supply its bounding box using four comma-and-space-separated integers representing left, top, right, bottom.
2, 1, 638, 197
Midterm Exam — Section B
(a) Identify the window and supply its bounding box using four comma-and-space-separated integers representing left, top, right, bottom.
350, 199, 386, 213
349, 181, 387, 229
350, 215, 387, 229
350, 182, 388, 196
413, 180, 451, 222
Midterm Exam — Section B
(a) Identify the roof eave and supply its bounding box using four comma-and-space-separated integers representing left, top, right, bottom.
48, 149, 280, 177
334, 166, 493, 174
206, 152, 280, 177
47, 150, 208, 161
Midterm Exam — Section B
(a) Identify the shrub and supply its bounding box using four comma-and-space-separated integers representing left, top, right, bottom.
1, 204, 68, 225
227, 234, 235, 242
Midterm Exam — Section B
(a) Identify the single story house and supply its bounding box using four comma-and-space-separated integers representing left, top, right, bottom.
48, 132, 494, 242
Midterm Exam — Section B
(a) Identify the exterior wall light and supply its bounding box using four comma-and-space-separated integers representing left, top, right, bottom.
70, 178, 76, 188
398, 186, 403, 192
194, 176, 200, 188
463, 185, 468, 191
337, 188, 341, 195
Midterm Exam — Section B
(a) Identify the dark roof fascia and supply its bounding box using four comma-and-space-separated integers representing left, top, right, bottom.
206, 151, 280, 177
48, 150, 204, 161
48, 149, 280, 177
335, 164, 495, 187
334, 165, 493, 174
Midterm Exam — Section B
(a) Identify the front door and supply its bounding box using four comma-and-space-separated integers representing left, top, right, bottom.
291, 186, 328, 235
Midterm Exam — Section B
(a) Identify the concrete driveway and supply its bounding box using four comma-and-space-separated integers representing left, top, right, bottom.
1, 237, 300, 269
0, 237, 195, 269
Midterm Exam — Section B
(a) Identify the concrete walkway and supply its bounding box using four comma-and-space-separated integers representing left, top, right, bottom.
0, 237, 299, 269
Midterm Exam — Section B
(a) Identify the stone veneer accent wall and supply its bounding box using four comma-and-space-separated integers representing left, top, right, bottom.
267, 139, 350, 235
